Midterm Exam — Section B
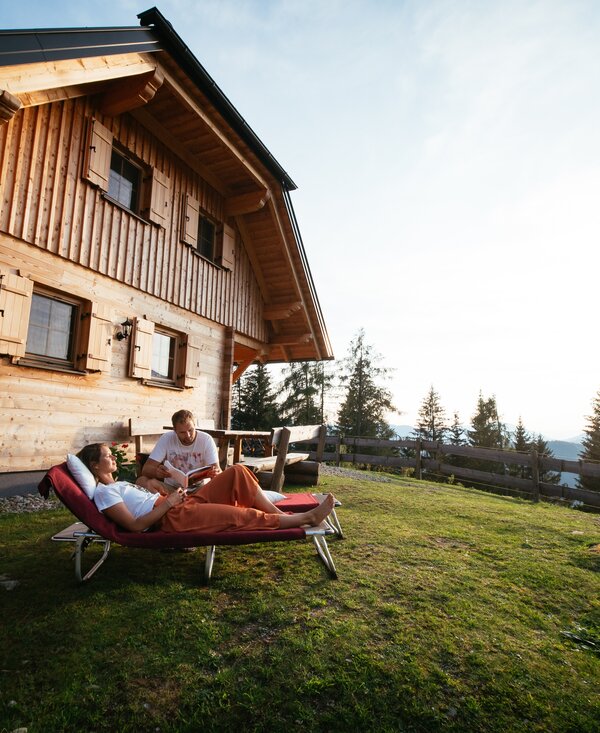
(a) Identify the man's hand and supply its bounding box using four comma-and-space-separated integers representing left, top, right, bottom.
155, 463, 172, 480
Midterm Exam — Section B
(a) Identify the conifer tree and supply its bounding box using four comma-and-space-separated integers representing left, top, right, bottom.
448, 412, 466, 445
335, 329, 395, 439
279, 361, 321, 425
510, 417, 531, 478
467, 392, 509, 474
578, 390, 600, 492
530, 433, 560, 485
230, 363, 280, 430
413, 386, 448, 442
446, 411, 466, 469
468, 393, 509, 449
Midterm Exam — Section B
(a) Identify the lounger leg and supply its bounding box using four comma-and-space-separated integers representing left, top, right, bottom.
312, 535, 338, 579
73, 536, 111, 583
204, 545, 216, 582
326, 508, 344, 538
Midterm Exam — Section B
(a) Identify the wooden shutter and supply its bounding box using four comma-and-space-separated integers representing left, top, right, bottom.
217, 223, 236, 271
0, 271, 33, 358
128, 317, 154, 379
78, 302, 112, 372
180, 193, 200, 247
83, 118, 112, 191
146, 168, 170, 226
181, 335, 201, 387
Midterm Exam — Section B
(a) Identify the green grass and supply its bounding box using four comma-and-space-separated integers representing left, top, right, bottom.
1, 474, 599, 732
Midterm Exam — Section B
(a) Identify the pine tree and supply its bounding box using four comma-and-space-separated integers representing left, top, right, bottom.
279, 361, 321, 425
578, 390, 600, 492
448, 412, 466, 445
413, 386, 448, 442
230, 363, 280, 431
530, 433, 560, 485
510, 417, 531, 479
446, 411, 467, 470
467, 393, 509, 474
468, 393, 509, 449
335, 329, 395, 440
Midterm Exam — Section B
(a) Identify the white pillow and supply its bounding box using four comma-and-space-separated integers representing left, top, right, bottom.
66, 454, 97, 499
263, 490, 286, 503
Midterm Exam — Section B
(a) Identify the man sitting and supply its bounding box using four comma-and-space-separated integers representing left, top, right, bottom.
140, 409, 220, 490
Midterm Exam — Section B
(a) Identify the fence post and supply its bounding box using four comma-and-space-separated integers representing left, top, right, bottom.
531, 449, 540, 502
415, 439, 422, 480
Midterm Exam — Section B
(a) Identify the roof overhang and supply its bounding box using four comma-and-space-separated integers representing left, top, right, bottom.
0, 7, 333, 363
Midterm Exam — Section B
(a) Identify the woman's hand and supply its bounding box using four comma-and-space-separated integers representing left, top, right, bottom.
167, 488, 186, 508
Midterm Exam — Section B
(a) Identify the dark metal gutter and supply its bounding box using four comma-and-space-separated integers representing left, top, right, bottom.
0, 27, 160, 66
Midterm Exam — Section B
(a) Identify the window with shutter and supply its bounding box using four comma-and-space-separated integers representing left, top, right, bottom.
83, 118, 113, 191
0, 271, 33, 358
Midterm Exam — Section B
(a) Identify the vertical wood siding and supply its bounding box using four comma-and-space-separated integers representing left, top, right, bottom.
0, 98, 267, 343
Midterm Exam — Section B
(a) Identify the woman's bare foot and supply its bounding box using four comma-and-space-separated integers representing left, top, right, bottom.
305, 493, 335, 526
277, 493, 336, 529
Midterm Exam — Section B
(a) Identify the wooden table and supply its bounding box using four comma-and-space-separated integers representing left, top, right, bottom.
203, 429, 272, 466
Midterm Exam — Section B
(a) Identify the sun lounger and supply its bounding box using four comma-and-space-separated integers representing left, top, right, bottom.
38, 464, 338, 583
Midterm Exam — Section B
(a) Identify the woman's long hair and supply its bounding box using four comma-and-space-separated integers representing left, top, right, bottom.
77, 443, 107, 475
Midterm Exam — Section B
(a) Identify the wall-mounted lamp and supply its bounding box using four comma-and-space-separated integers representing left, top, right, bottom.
116, 318, 133, 341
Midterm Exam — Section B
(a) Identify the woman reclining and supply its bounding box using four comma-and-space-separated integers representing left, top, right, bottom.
77, 443, 335, 534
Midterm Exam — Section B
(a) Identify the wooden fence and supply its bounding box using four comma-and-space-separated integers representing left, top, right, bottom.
303, 435, 600, 510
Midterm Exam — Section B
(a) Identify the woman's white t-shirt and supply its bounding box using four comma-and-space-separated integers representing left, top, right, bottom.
94, 481, 159, 519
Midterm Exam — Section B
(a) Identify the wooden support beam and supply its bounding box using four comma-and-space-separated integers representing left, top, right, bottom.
231, 357, 255, 384
99, 68, 164, 117
269, 333, 312, 346
225, 189, 271, 217
0, 90, 22, 124
263, 301, 303, 321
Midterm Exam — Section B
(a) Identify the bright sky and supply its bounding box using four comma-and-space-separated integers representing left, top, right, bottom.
2, 0, 599, 440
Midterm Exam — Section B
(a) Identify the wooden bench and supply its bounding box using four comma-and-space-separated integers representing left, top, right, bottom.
241, 424, 327, 492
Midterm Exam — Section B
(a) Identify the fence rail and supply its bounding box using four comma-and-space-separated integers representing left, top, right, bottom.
304, 435, 600, 509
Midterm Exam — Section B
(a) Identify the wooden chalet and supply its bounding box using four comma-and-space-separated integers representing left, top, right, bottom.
0, 7, 332, 485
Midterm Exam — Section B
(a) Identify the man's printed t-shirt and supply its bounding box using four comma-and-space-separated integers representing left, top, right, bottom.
148, 430, 219, 473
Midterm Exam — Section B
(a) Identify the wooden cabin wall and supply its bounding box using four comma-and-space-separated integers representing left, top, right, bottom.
0, 236, 229, 472
0, 97, 268, 343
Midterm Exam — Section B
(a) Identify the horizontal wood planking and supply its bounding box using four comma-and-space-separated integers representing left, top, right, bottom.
0, 240, 227, 471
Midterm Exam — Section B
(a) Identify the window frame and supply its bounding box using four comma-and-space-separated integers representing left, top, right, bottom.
128, 317, 200, 390
23, 287, 82, 371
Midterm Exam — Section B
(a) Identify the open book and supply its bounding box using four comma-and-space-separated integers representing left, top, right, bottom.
163, 460, 213, 489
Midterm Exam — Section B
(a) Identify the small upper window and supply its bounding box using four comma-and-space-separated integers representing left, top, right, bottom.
152, 329, 177, 384
198, 216, 216, 261
108, 150, 141, 212
25, 291, 79, 369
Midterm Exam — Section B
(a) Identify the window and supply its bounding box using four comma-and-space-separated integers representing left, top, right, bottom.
180, 193, 235, 270
25, 291, 79, 369
83, 118, 169, 226
151, 329, 177, 383
0, 271, 113, 373
128, 317, 201, 389
197, 216, 216, 260
108, 149, 141, 212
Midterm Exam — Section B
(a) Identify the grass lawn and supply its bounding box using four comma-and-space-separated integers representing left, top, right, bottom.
0, 473, 599, 733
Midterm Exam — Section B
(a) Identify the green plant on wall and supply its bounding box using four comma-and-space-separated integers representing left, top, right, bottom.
109, 443, 137, 482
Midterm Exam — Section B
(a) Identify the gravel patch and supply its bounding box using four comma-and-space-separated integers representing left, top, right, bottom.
0, 493, 59, 514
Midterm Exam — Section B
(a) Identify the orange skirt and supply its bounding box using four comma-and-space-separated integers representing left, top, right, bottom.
159, 464, 280, 533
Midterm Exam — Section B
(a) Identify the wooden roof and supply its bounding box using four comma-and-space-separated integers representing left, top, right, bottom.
0, 7, 333, 363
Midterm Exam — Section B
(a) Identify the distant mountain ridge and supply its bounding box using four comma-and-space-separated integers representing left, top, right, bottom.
390, 425, 582, 459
